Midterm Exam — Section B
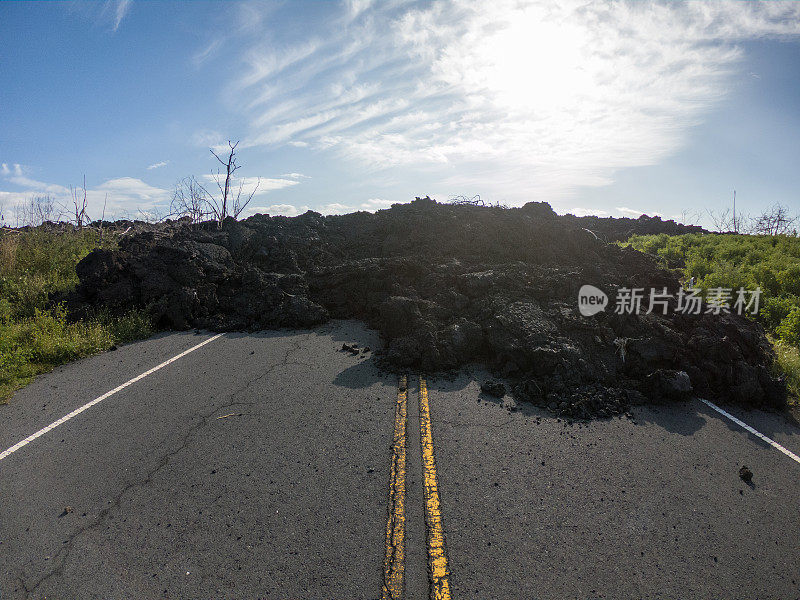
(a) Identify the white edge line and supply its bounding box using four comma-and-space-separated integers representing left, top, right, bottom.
0, 334, 224, 462
700, 398, 800, 465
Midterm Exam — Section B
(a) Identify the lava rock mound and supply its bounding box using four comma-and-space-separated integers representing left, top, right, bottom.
68, 197, 785, 418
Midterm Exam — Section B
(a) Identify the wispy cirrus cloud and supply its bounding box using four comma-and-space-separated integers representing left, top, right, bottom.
220, 0, 800, 205
1, 163, 70, 195
110, 0, 131, 31
69, 0, 132, 32
200, 174, 301, 197
193, 38, 224, 67
147, 160, 169, 170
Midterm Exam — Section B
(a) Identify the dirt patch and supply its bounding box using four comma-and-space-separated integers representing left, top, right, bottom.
67, 198, 784, 418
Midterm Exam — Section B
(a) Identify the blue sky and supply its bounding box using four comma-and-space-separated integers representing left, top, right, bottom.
1, 0, 799, 225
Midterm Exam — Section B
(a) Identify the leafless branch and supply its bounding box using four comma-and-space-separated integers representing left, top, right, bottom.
705, 207, 750, 233
15, 195, 58, 227
232, 176, 260, 219
679, 208, 703, 227
136, 206, 168, 223
98, 193, 108, 247
67, 175, 91, 228
752, 203, 799, 236
449, 194, 485, 206
448, 194, 507, 209
169, 176, 212, 224
205, 140, 251, 225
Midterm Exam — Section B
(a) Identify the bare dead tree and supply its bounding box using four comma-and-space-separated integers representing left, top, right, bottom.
136, 206, 168, 223
68, 176, 91, 228
706, 207, 751, 233
449, 194, 485, 206
679, 208, 703, 227
752, 203, 798, 236
170, 176, 211, 224
230, 175, 261, 220
448, 194, 507, 209
15, 195, 58, 227
97, 193, 108, 248
204, 141, 260, 225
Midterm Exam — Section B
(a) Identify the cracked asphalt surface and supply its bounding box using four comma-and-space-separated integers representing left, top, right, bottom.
2, 320, 800, 599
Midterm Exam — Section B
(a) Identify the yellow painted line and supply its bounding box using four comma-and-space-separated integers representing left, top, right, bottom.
419, 376, 452, 600
382, 375, 408, 600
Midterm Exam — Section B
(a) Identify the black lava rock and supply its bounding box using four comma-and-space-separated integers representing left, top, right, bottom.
481, 380, 506, 398
66, 197, 785, 418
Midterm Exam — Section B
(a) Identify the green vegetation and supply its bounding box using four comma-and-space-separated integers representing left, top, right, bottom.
0, 227, 154, 402
625, 232, 800, 402
771, 338, 800, 402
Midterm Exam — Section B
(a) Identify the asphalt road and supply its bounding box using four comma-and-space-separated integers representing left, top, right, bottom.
1, 320, 799, 599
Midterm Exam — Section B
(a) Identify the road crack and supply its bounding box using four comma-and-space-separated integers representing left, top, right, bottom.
23, 336, 304, 597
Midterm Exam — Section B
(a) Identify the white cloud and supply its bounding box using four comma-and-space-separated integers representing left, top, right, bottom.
565, 207, 610, 218
242, 203, 310, 218
360, 198, 396, 211
346, 0, 375, 20
193, 38, 223, 66
191, 130, 227, 149
1, 169, 172, 221
96, 177, 166, 198
71, 0, 132, 32
200, 174, 300, 196
615, 206, 662, 218
281, 172, 310, 179
111, 0, 131, 32
319, 202, 354, 215
1, 163, 24, 177
8, 176, 70, 195
224, 0, 800, 204
91, 177, 171, 215
147, 160, 169, 170
1, 163, 70, 195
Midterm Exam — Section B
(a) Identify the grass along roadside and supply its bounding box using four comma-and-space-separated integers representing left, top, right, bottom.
772, 337, 800, 404
0, 227, 154, 403
624, 232, 800, 404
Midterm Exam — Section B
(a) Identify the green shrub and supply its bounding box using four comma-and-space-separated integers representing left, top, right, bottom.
776, 307, 800, 346
96, 307, 155, 343
0, 227, 152, 403
772, 338, 800, 405
778, 265, 800, 297
685, 256, 712, 280
761, 296, 796, 331
751, 264, 780, 297
625, 232, 800, 402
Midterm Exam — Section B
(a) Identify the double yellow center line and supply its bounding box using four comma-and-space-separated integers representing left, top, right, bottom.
382, 375, 452, 600
419, 377, 452, 599
383, 375, 408, 599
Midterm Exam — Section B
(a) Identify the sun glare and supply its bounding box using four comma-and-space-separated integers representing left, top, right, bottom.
470, 7, 592, 114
